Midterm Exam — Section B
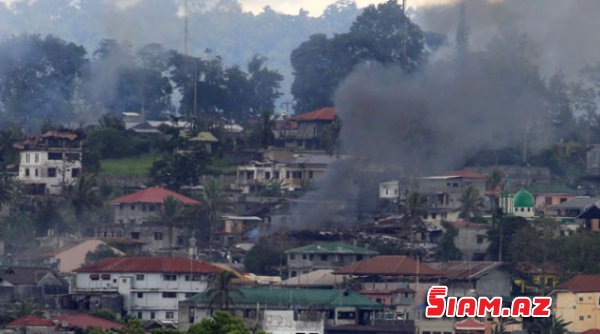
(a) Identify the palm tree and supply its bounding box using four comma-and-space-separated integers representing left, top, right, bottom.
207, 270, 243, 311
459, 184, 483, 219
69, 175, 102, 236
159, 196, 185, 257
400, 191, 429, 242
202, 178, 230, 259
486, 169, 504, 222
524, 316, 570, 334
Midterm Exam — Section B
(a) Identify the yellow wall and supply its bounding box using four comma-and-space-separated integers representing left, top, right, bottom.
554, 291, 600, 332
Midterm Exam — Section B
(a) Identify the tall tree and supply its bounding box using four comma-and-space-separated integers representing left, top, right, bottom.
69, 175, 102, 236
459, 184, 484, 219
207, 271, 243, 311
202, 178, 230, 259
158, 196, 185, 257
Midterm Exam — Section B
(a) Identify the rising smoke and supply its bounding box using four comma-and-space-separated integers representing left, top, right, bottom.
292, 0, 600, 229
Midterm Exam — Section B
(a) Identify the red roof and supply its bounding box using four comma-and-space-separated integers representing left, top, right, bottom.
7, 315, 54, 327
74, 257, 221, 274
582, 330, 600, 334
429, 261, 502, 279
442, 171, 487, 179
335, 256, 439, 276
110, 186, 200, 205
291, 107, 336, 122
51, 313, 122, 331
455, 318, 486, 330
555, 275, 600, 293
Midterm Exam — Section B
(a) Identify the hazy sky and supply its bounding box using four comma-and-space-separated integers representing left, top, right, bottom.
1, 0, 455, 16
239, 0, 455, 16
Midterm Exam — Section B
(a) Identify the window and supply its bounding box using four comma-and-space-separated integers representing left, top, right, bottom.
579, 297, 584, 302
142, 204, 147, 212
47, 168, 56, 177
48, 152, 62, 160
453, 182, 459, 187
291, 271, 297, 277
154, 232, 163, 240
130, 205, 135, 210
149, 204, 155, 211
177, 235, 184, 246
292, 171, 302, 179
545, 197, 552, 205
185, 274, 203, 281
137, 312, 143, 319
309, 171, 314, 179
34, 169, 38, 177
25, 154, 30, 163
185, 292, 196, 298
357, 255, 363, 261
265, 171, 271, 179
274, 171, 280, 179
560, 197, 567, 203
286, 171, 290, 179
302, 254, 307, 260
71, 168, 80, 177
337, 311, 356, 319
476, 235, 485, 244
166, 312, 174, 319
34, 153, 39, 163
163, 274, 177, 281
90, 274, 99, 280
131, 232, 140, 240
320, 254, 328, 261
309, 254, 314, 261
290, 254, 295, 260
137, 292, 144, 298
150, 312, 156, 320
162, 292, 177, 298
136, 274, 145, 281
101, 274, 111, 280
25, 168, 30, 177
579, 316, 584, 321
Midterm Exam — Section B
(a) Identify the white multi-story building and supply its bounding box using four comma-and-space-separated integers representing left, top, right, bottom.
74, 257, 220, 322
14, 131, 82, 195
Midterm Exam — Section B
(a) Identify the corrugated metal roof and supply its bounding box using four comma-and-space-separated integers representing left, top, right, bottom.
285, 242, 377, 255
74, 257, 221, 274
335, 256, 439, 276
555, 274, 600, 293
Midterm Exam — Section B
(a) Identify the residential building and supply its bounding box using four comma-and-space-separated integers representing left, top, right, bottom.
285, 243, 378, 278
552, 274, 600, 333
449, 221, 490, 261
529, 183, 579, 214
465, 165, 552, 191
428, 261, 512, 298
96, 187, 201, 254
5, 315, 55, 334
499, 189, 536, 218
578, 203, 600, 232
73, 257, 221, 322
236, 154, 337, 192
14, 131, 82, 195
417, 171, 486, 223
273, 107, 336, 150
123, 112, 145, 128
513, 262, 561, 294
0, 266, 68, 308
216, 215, 263, 246
43, 239, 125, 273
379, 180, 400, 200
178, 287, 387, 333
188, 132, 218, 154
549, 197, 597, 218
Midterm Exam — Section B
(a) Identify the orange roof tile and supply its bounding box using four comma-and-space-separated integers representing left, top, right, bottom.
291, 107, 336, 122
51, 313, 122, 331
335, 256, 439, 276
7, 316, 54, 327
110, 186, 200, 205
555, 275, 600, 293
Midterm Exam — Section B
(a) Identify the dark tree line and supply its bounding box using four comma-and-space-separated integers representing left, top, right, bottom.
0, 35, 283, 132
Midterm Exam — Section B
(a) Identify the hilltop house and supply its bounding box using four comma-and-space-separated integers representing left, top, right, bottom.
417, 171, 486, 223
449, 221, 490, 261
285, 243, 378, 278
13, 131, 82, 195
72, 257, 221, 322
552, 274, 600, 333
178, 287, 391, 333
95, 187, 201, 255
273, 107, 336, 150
236, 154, 337, 193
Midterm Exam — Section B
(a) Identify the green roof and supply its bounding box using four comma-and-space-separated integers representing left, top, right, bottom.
188, 288, 383, 309
285, 242, 378, 255
528, 182, 578, 195
514, 189, 535, 208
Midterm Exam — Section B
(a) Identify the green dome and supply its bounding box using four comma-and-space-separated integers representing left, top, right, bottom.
513, 189, 535, 208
